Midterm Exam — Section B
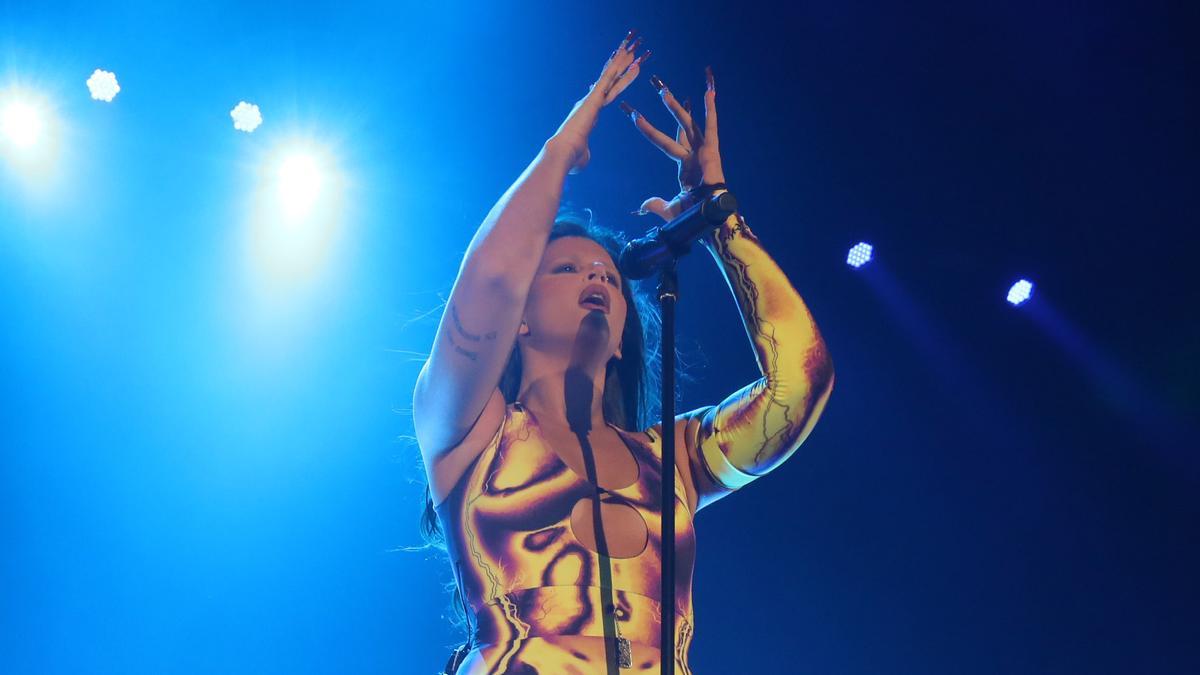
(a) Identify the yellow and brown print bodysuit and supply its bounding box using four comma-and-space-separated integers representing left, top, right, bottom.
434, 212, 835, 674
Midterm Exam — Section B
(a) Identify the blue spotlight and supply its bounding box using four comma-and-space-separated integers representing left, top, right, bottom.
846, 242, 873, 268
1007, 279, 1034, 306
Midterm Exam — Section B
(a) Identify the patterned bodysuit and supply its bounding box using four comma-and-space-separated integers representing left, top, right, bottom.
436, 401, 697, 673
432, 213, 834, 673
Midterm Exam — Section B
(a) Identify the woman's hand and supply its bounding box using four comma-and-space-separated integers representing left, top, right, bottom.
621, 67, 726, 220
547, 31, 650, 174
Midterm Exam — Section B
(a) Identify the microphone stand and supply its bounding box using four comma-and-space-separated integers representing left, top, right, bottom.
656, 260, 679, 675
621, 190, 736, 675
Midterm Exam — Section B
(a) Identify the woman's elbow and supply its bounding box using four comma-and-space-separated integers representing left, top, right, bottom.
804, 342, 835, 397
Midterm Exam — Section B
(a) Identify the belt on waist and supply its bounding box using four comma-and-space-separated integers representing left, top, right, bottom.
472, 586, 693, 648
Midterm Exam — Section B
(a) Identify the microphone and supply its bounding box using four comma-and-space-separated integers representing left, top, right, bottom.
618, 190, 738, 280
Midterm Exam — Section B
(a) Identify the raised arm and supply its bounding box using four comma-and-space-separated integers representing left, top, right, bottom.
688, 212, 834, 508
413, 34, 648, 460
621, 67, 834, 512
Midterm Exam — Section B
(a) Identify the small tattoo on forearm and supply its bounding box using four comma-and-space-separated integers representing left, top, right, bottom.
445, 330, 479, 361
451, 303, 497, 342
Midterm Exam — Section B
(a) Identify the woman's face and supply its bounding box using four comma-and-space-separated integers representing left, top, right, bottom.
521, 236, 628, 365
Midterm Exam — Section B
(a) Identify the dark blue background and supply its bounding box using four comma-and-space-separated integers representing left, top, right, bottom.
2, 1, 1196, 673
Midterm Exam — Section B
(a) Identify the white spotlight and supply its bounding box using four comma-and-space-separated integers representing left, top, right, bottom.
0, 87, 64, 200
847, 242, 873, 268
1007, 279, 1034, 306
86, 69, 120, 102
230, 101, 262, 133
1, 99, 44, 150
276, 150, 323, 218
245, 141, 346, 286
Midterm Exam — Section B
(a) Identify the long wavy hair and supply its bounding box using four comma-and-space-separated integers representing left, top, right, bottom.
416, 207, 664, 633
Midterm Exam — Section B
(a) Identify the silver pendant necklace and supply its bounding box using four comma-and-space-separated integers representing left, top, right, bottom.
616, 632, 632, 669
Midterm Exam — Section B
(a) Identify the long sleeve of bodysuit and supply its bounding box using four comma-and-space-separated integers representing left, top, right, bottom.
693, 210, 835, 493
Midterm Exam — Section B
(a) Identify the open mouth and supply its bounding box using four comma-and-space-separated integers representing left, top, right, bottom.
578, 284, 611, 314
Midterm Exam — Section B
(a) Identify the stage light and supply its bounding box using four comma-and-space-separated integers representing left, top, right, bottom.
1, 99, 44, 150
231, 101, 262, 133
85, 69, 120, 102
241, 138, 348, 287
1, 86, 65, 199
1007, 279, 1034, 306
847, 242, 873, 268
276, 149, 324, 218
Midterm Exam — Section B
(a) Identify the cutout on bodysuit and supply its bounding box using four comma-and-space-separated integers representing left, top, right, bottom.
569, 495, 649, 559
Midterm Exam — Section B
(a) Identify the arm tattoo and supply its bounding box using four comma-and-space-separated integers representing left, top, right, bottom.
445, 331, 478, 361
451, 303, 498, 342
445, 302, 499, 362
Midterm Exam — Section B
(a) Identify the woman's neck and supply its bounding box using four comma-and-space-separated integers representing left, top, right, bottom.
516, 369, 608, 433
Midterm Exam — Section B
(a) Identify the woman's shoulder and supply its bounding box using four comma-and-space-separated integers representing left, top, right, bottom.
426, 388, 511, 508
632, 406, 715, 444
628, 407, 717, 513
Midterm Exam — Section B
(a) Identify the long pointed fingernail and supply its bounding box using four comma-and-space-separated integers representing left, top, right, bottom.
623, 29, 636, 44
634, 49, 652, 65
631, 208, 649, 216
627, 36, 643, 53
705, 66, 715, 91
650, 74, 666, 92
619, 101, 637, 118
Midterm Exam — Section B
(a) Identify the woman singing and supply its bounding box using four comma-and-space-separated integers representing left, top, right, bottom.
414, 31, 835, 673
